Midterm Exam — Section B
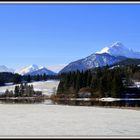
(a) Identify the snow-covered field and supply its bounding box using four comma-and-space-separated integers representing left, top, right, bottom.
0, 104, 139, 137
0, 80, 60, 96
0, 80, 140, 137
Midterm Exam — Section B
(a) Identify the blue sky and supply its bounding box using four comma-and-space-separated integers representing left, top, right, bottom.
0, 4, 140, 71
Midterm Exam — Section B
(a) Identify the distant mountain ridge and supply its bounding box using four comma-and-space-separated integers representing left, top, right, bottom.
60, 42, 140, 73
15, 64, 56, 76
0, 65, 14, 73
1, 42, 140, 74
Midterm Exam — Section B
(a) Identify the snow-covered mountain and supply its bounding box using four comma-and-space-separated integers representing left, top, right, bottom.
15, 64, 56, 76
15, 64, 39, 75
59, 53, 126, 73
96, 41, 140, 58
29, 67, 56, 76
0, 65, 14, 73
60, 41, 140, 73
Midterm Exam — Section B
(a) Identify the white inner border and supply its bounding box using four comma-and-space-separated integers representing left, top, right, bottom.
0, 1, 139, 139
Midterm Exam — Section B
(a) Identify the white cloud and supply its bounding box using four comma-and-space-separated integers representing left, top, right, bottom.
47, 64, 67, 73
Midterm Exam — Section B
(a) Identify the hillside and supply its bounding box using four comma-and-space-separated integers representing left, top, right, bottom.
112, 58, 140, 66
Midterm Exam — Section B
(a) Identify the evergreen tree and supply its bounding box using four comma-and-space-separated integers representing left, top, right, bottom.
0, 77, 4, 86
27, 75, 31, 83
19, 83, 24, 97
14, 85, 20, 97
43, 73, 47, 81
111, 74, 123, 98
57, 81, 64, 94
36, 74, 40, 81
87, 70, 92, 87
29, 85, 34, 96
75, 70, 81, 93
5, 89, 10, 97
13, 74, 22, 84
98, 77, 105, 97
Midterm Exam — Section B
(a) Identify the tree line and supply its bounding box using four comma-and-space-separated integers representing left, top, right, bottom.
57, 65, 140, 98
0, 72, 59, 86
0, 83, 42, 97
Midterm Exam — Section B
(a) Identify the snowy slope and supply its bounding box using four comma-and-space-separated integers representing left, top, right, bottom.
60, 53, 126, 73
96, 41, 140, 58
0, 80, 60, 96
0, 65, 14, 73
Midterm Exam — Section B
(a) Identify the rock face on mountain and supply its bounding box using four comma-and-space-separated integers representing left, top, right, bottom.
59, 53, 126, 73
60, 42, 140, 73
